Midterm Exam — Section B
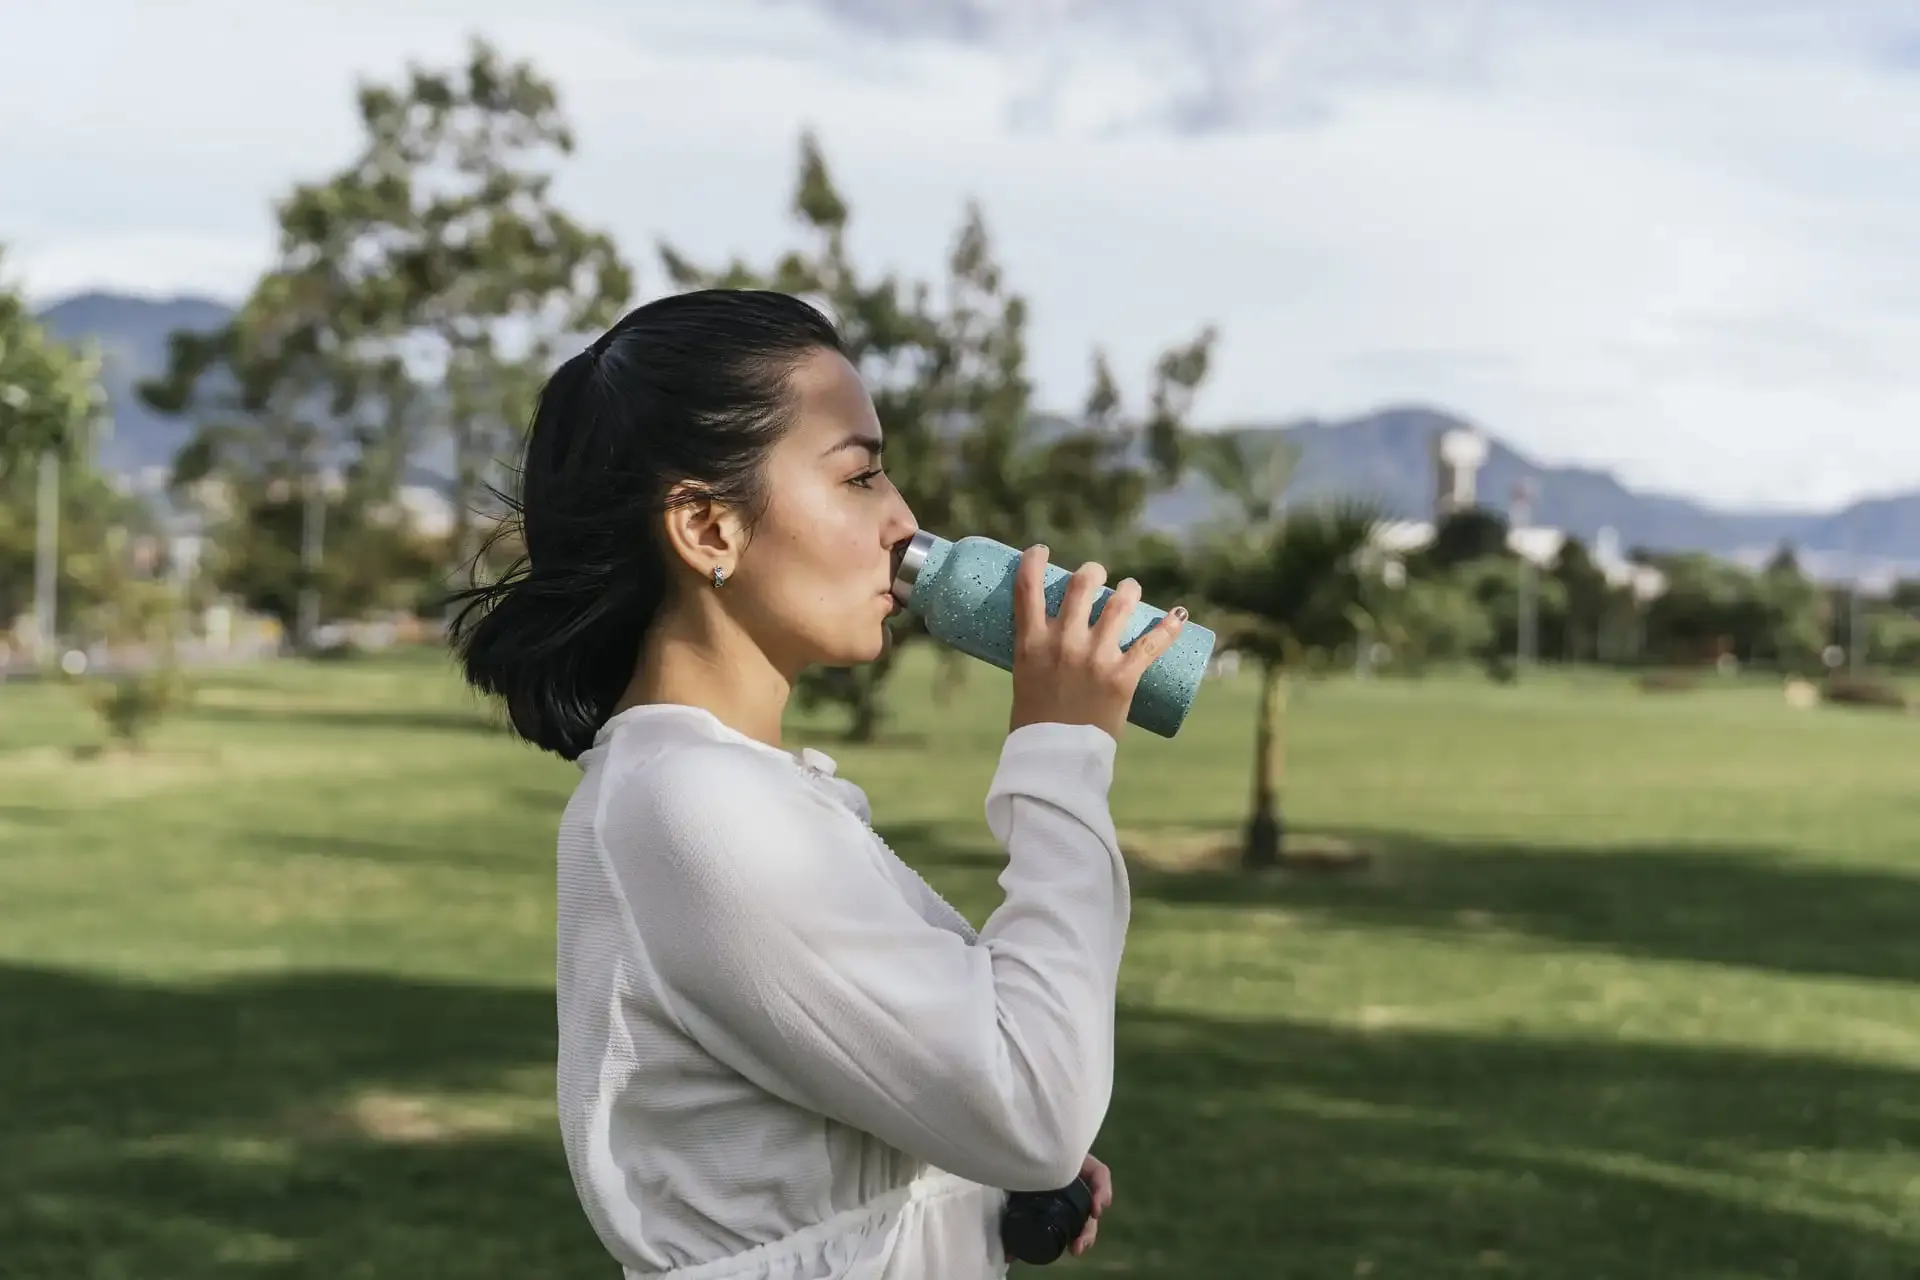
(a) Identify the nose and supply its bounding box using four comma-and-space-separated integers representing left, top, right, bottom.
883, 490, 919, 554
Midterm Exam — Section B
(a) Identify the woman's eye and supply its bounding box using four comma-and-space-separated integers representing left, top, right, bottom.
849, 468, 884, 489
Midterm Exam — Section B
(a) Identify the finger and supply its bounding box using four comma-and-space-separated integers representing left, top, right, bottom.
1012, 545, 1051, 651
1059, 561, 1108, 635
1081, 1156, 1113, 1216
1090, 577, 1142, 654
1123, 605, 1188, 673
1070, 1218, 1098, 1256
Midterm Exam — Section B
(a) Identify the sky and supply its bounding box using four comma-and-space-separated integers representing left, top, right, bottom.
2, 0, 1917, 512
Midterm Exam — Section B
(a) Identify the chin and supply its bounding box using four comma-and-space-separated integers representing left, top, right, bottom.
825, 624, 890, 667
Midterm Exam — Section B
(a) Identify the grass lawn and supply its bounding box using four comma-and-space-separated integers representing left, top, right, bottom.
2, 650, 1917, 1278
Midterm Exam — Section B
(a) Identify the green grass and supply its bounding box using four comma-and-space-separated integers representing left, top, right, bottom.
2, 651, 1917, 1278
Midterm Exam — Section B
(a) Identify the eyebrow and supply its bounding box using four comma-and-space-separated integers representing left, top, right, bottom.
824, 433, 884, 459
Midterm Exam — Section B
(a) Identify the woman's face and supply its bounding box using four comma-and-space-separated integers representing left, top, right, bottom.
730, 348, 918, 673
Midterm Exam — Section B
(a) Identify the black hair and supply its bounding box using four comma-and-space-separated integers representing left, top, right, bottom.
449, 288, 844, 761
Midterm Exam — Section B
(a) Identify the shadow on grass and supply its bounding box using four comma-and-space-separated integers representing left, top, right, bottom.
0, 964, 599, 1280
2, 963, 1915, 1279
254, 829, 555, 875
879, 819, 1920, 989
182, 704, 506, 736
1101, 1005, 1920, 1278
0, 803, 65, 828
1122, 827, 1920, 988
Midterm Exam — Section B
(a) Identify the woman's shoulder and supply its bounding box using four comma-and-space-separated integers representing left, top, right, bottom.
589, 708, 855, 870
597, 712, 802, 802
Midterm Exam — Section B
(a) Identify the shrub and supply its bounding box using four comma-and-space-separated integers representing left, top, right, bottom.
1821, 676, 1909, 712
309, 638, 368, 663
83, 667, 188, 750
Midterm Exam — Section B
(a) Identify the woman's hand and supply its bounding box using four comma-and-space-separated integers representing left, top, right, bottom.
1008, 545, 1188, 742
1068, 1153, 1113, 1258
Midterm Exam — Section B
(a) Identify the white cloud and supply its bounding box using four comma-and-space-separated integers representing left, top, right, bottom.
1, 0, 1916, 509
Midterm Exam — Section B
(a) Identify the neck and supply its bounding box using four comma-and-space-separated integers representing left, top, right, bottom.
618, 605, 793, 748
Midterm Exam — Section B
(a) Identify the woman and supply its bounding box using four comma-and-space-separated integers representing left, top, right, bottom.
452, 289, 1187, 1278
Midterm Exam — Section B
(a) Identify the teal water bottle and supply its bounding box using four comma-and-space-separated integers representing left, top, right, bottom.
888, 531, 1216, 738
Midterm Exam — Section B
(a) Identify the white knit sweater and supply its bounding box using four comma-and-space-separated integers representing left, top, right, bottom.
555, 703, 1130, 1279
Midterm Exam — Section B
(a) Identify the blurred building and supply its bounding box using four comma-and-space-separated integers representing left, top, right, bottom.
1368, 431, 1669, 602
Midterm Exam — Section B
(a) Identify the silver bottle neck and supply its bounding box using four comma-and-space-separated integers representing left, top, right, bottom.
890, 529, 938, 605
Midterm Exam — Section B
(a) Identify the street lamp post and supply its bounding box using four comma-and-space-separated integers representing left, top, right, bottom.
297, 464, 325, 653
33, 449, 58, 666
1511, 478, 1538, 670
1850, 582, 1863, 679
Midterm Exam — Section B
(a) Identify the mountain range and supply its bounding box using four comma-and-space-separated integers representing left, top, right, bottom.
34, 291, 1920, 582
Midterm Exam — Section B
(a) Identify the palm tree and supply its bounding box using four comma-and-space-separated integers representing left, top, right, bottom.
1, 256, 107, 665
1187, 432, 1380, 869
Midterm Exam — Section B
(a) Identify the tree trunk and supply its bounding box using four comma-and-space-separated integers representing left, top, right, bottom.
1243, 662, 1288, 869
849, 679, 880, 742
932, 651, 967, 707
448, 438, 481, 579
441, 354, 486, 618
296, 467, 325, 655
845, 654, 892, 743
32, 449, 59, 666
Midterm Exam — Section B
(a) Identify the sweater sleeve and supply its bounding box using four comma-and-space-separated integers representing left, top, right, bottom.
599, 723, 1129, 1193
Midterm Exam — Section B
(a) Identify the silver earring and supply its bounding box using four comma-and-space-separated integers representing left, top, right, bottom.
711, 566, 727, 588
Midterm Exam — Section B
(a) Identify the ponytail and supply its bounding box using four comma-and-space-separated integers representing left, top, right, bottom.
450, 350, 665, 761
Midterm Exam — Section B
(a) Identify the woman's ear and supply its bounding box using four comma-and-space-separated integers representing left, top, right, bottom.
659, 484, 747, 584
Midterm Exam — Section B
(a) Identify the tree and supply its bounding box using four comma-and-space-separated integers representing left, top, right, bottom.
0, 251, 104, 479
666, 131, 948, 740
1030, 335, 1216, 560
1550, 535, 1609, 662
1107, 530, 1203, 621
1200, 500, 1381, 869
140, 40, 630, 643
1635, 552, 1822, 671
665, 133, 1215, 739
0, 251, 109, 662
1446, 555, 1568, 676
179, 478, 444, 637
1422, 505, 1511, 572
273, 36, 633, 582
145, 300, 447, 640
1637, 554, 1735, 664
70, 564, 188, 754
1869, 607, 1920, 669
140, 268, 384, 650
0, 452, 155, 651
0, 289, 189, 739
1755, 549, 1827, 674
1187, 429, 1300, 530
1372, 573, 1494, 671
922, 211, 1214, 714
1763, 543, 1802, 578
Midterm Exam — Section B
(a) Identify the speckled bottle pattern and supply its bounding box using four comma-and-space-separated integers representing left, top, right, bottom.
889, 531, 1216, 738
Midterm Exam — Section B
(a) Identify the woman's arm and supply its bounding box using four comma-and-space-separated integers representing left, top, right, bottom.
599, 722, 1128, 1192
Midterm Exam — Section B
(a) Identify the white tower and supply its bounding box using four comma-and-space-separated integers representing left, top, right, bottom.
1433, 427, 1489, 517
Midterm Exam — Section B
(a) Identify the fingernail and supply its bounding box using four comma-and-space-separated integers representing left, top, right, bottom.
1170, 606, 1188, 622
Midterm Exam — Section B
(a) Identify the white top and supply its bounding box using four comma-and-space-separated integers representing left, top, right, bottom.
556, 703, 1131, 1279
